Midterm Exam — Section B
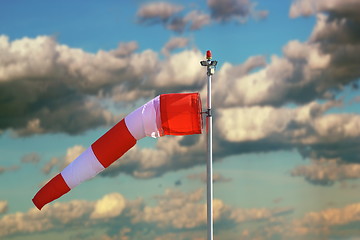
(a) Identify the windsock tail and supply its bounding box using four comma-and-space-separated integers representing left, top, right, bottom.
32, 174, 70, 210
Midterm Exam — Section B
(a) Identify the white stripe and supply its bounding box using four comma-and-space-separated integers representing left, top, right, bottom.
61, 147, 105, 189
124, 106, 145, 140
125, 96, 162, 140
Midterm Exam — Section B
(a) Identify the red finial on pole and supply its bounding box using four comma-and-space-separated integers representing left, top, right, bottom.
206, 50, 212, 60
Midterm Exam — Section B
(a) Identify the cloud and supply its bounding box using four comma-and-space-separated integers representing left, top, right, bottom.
42, 157, 59, 175
229, 207, 294, 224
0, 35, 124, 136
90, 193, 126, 219
216, 100, 360, 164
214, 202, 360, 239
136, 0, 266, 32
42, 145, 86, 176
288, 0, 360, 98
161, 37, 189, 57
149, 49, 204, 92
0, 35, 205, 136
137, 2, 184, 24
0, 165, 19, 175
299, 202, 360, 227
0, 188, 291, 239
281, 202, 360, 239
131, 188, 291, 231
21, 152, 41, 164
0, 192, 132, 238
132, 188, 208, 229
101, 134, 206, 179
215, 100, 340, 143
289, 0, 360, 19
0, 199, 94, 237
61, 145, 87, 169
109, 41, 138, 58
207, 0, 268, 23
291, 158, 360, 186
211, 41, 334, 107
211, 1, 360, 108
210, 55, 266, 107
184, 10, 211, 30
136, 2, 211, 33
136, 2, 190, 33
0, 201, 8, 214
187, 172, 232, 183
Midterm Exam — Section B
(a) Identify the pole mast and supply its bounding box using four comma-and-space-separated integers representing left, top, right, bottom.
200, 50, 217, 240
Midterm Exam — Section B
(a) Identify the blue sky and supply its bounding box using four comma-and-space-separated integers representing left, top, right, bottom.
1, 0, 360, 239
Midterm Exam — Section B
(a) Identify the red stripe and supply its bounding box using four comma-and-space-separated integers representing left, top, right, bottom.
32, 173, 70, 210
160, 93, 202, 135
91, 119, 136, 168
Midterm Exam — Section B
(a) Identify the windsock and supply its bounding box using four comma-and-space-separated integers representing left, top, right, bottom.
33, 93, 202, 210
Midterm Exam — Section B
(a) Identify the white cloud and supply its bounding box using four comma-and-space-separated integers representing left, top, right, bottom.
0, 201, 8, 214
211, 41, 334, 108
62, 145, 87, 169
216, 100, 339, 143
133, 189, 207, 229
90, 193, 126, 219
0, 200, 93, 237
150, 50, 204, 91
300, 202, 360, 226
0, 188, 296, 239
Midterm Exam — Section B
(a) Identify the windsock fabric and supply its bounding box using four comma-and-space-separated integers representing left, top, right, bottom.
32, 93, 202, 210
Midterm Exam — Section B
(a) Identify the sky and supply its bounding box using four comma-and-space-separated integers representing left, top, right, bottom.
1, 0, 360, 239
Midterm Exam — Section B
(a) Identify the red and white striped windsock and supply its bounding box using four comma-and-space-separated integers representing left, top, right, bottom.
33, 93, 202, 210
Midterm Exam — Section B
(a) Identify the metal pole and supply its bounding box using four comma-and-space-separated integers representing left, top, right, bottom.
206, 72, 213, 240
200, 50, 217, 240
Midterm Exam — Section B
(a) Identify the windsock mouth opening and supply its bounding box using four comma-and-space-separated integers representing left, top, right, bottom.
160, 92, 202, 136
